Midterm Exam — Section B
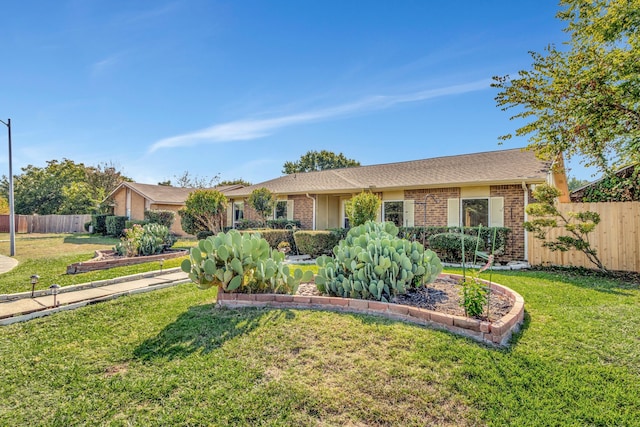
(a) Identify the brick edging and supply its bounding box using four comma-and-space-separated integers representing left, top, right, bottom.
217, 274, 525, 347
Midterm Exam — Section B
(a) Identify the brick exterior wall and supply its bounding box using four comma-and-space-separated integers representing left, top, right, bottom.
491, 185, 526, 261
290, 195, 314, 229
404, 188, 461, 226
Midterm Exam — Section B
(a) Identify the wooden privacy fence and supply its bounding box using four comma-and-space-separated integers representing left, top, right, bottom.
0, 214, 92, 234
528, 202, 640, 272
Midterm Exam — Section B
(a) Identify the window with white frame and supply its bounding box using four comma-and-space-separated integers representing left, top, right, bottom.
448, 197, 504, 228
383, 201, 404, 227
233, 202, 244, 223
462, 199, 489, 227
274, 200, 287, 219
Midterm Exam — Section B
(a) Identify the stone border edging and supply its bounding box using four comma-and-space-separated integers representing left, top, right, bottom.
66, 249, 188, 274
0, 267, 184, 302
217, 274, 525, 347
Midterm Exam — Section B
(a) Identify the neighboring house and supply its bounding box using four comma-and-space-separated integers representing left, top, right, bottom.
223, 148, 569, 261
106, 182, 243, 235
570, 164, 639, 202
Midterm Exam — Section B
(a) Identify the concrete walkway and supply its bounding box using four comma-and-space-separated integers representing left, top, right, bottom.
1, 268, 190, 325
0, 254, 19, 274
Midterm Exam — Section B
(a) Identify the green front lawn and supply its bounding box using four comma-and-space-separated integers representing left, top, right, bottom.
0, 233, 198, 294
1, 269, 638, 425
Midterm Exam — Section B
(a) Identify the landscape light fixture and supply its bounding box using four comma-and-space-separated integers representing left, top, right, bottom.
0, 118, 15, 256
30, 274, 40, 298
49, 284, 61, 308
159, 258, 164, 273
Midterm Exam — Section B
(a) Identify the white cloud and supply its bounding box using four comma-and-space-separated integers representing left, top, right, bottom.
148, 79, 492, 153
90, 52, 127, 77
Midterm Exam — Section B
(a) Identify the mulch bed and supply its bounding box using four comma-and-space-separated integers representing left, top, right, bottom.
297, 276, 513, 322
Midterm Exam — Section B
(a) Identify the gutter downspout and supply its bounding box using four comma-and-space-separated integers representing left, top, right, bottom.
522, 181, 529, 262
305, 193, 316, 230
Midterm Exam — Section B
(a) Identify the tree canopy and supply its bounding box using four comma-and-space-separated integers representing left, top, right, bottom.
1, 159, 130, 215
282, 150, 360, 174
493, 0, 640, 175
247, 187, 275, 225
346, 192, 381, 227
178, 189, 228, 234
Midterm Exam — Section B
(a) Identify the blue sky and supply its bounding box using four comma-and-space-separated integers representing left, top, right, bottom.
0, 1, 597, 185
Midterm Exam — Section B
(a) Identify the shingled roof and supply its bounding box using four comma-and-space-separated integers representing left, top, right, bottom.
224, 148, 551, 197
108, 182, 244, 205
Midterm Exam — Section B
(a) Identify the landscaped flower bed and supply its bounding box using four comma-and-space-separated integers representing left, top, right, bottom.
66, 249, 187, 274
216, 273, 524, 347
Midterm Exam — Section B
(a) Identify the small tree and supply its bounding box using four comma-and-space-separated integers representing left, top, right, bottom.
345, 192, 381, 227
178, 189, 227, 235
248, 187, 275, 226
524, 184, 605, 271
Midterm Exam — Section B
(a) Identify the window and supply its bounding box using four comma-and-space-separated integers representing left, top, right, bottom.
233, 202, 244, 223
383, 201, 404, 227
462, 199, 488, 227
274, 200, 287, 219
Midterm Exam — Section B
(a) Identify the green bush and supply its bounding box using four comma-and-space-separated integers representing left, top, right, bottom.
114, 223, 176, 257
345, 192, 381, 226
181, 230, 313, 294
91, 214, 109, 235
144, 210, 176, 229
125, 219, 149, 229
106, 215, 128, 237
293, 230, 340, 258
196, 230, 215, 240
327, 227, 349, 241
242, 229, 297, 254
266, 219, 301, 229
235, 219, 264, 230
428, 233, 484, 263
460, 277, 488, 318
315, 221, 442, 301
399, 226, 510, 256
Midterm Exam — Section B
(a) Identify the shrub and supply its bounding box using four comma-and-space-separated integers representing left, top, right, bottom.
84, 221, 92, 232
428, 233, 484, 263
91, 214, 109, 235
315, 221, 442, 301
196, 230, 215, 240
235, 219, 264, 230
125, 219, 149, 229
242, 229, 297, 253
345, 192, 381, 226
399, 226, 510, 256
327, 227, 349, 241
294, 230, 340, 258
266, 219, 301, 229
144, 209, 176, 229
114, 223, 176, 257
106, 215, 128, 237
460, 277, 488, 318
181, 230, 313, 294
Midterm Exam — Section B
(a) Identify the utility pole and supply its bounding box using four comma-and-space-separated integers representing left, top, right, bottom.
0, 118, 15, 256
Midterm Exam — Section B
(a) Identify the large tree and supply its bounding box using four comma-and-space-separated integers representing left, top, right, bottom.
1, 159, 130, 215
493, 0, 639, 175
282, 150, 360, 174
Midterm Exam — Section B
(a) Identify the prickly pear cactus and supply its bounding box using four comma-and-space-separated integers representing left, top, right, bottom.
181, 229, 313, 294
315, 221, 442, 302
